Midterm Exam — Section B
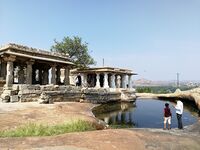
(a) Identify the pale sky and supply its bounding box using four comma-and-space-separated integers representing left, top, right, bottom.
1, 0, 200, 81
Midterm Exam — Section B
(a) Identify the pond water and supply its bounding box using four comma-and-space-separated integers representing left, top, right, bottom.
92, 99, 199, 128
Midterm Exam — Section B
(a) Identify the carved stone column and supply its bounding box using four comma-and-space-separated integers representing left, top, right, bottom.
116, 75, 121, 88
103, 73, 109, 88
64, 67, 70, 85
80, 73, 87, 87
128, 75, 132, 88
26, 59, 34, 84
83, 74, 88, 87
95, 73, 100, 88
4, 55, 16, 87
111, 74, 116, 88
51, 64, 56, 84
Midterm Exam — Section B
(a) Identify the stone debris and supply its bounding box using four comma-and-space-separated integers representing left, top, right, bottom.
38, 92, 53, 104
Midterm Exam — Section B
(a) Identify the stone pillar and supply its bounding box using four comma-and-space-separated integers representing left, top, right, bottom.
80, 74, 83, 87
56, 66, 61, 85
83, 74, 87, 87
128, 75, 132, 88
43, 68, 49, 85
18, 66, 25, 84
80, 73, 87, 87
26, 60, 34, 84
4, 56, 16, 87
116, 75, 121, 88
111, 74, 116, 88
64, 67, 70, 85
121, 74, 126, 88
103, 73, 109, 88
51, 64, 56, 84
5, 60, 14, 86
95, 73, 100, 88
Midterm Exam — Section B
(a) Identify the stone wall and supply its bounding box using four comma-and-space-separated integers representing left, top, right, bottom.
17, 85, 82, 102
17, 85, 42, 102
38, 88, 122, 104
42, 90, 82, 103
0, 87, 3, 95
81, 88, 121, 104
1, 84, 136, 104
0, 80, 4, 95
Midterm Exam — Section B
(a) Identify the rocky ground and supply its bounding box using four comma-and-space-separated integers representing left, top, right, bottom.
0, 102, 199, 150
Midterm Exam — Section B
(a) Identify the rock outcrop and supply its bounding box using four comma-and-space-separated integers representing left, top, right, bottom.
136, 88, 200, 110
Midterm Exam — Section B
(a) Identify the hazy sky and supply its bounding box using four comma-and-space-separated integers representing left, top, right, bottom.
1, 0, 200, 81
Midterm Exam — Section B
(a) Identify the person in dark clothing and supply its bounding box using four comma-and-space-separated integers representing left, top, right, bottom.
163, 103, 172, 130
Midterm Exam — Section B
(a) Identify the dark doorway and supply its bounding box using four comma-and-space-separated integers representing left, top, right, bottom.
100, 74, 104, 87
76, 75, 82, 86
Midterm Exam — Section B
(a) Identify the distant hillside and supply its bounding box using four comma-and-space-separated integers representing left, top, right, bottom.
133, 78, 200, 87
133, 78, 175, 86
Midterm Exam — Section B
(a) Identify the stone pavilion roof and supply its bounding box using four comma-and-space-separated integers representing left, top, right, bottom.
71, 67, 137, 75
0, 43, 74, 65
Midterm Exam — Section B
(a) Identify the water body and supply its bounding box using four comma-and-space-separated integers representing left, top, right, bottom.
92, 99, 199, 128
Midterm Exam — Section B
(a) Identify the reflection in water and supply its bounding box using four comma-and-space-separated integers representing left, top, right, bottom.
93, 102, 136, 127
92, 99, 199, 128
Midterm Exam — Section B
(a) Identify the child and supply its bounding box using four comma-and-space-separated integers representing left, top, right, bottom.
163, 103, 172, 130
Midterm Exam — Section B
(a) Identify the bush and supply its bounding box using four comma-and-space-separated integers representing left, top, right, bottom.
136, 87, 152, 93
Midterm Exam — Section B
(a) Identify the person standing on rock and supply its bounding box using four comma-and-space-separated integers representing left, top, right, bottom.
174, 100, 184, 129
163, 103, 172, 130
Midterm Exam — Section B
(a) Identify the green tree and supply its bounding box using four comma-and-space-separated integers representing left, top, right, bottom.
51, 36, 96, 68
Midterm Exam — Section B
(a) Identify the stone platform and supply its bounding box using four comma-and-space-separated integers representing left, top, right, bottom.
0, 84, 136, 104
